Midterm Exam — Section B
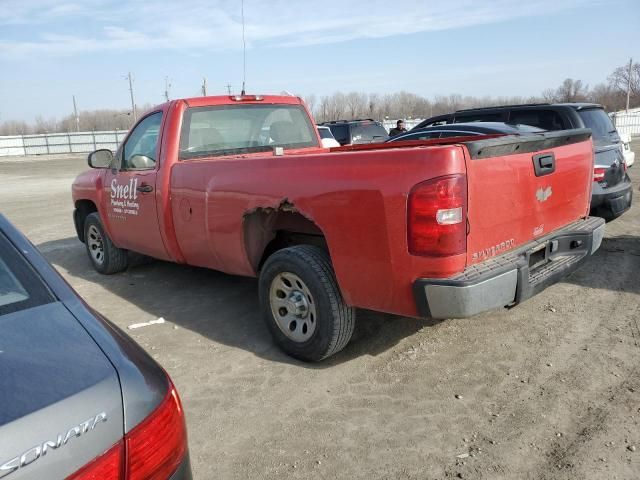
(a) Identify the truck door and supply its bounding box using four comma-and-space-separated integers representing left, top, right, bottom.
103, 111, 167, 259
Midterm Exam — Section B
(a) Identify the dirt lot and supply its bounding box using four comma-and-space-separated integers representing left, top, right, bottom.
1, 143, 639, 480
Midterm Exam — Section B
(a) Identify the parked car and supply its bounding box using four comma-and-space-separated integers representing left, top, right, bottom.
412, 103, 632, 220
72, 94, 604, 362
386, 122, 544, 142
0, 214, 191, 479
317, 125, 341, 148
318, 119, 388, 145
618, 131, 635, 167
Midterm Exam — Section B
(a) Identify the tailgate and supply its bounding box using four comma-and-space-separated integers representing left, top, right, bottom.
463, 129, 593, 265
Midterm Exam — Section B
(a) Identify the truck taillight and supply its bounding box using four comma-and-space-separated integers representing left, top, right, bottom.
66, 385, 187, 480
593, 167, 607, 182
408, 174, 467, 257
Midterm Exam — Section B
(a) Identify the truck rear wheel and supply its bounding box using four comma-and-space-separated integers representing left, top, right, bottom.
84, 212, 128, 274
259, 245, 355, 362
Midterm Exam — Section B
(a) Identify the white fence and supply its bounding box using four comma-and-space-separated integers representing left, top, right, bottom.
611, 110, 640, 137
0, 130, 128, 157
1, 111, 636, 157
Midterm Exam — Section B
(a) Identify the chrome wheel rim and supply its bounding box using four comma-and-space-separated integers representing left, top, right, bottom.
269, 272, 317, 342
87, 225, 105, 265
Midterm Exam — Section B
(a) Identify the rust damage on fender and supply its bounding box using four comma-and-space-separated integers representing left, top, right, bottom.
243, 199, 324, 271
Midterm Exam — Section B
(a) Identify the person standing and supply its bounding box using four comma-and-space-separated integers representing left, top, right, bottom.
389, 120, 408, 137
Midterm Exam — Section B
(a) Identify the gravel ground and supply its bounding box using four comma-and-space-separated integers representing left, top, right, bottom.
1, 142, 639, 480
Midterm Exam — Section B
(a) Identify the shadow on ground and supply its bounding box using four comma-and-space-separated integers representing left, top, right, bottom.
564, 235, 640, 295
38, 237, 439, 368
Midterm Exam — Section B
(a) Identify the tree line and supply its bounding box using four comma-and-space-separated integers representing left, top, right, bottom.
0, 104, 154, 136
308, 61, 639, 123
1, 61, 638, 136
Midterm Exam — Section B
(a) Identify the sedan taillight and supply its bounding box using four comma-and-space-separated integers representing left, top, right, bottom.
66, 384, 187, 480
126, 386, 187, 480
66, 442, 124, 480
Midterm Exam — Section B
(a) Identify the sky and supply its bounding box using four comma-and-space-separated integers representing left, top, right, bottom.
0, 0, 638, 122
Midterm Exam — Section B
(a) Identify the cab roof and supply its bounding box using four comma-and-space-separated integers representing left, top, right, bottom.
182, 94, 304, 108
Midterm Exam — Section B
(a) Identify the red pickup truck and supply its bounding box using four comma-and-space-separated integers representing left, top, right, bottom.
72, 94, 605, 361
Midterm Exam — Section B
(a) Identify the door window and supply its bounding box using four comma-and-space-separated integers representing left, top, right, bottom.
329, 125, 349, 144
508, 110, 565, 130
455, 112, 506, 123
123, 112, 163, 169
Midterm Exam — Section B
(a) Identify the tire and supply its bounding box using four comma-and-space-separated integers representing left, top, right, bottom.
84, 212, 128, 274
259, 245, 355, 362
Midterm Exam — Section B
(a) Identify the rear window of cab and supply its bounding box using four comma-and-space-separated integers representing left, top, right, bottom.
179, 104, 319, 159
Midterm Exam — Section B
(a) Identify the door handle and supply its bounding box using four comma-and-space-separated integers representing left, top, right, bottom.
136, 184, 153, 193
532, 153, 556, 177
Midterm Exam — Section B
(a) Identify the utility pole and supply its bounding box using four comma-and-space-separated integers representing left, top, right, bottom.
201, 77, 207, 96
226, 83, 232, 95
164, 76, 171, 102
626, 57, 633, 113
72, 95, 80, 132
126, 72, 137, 123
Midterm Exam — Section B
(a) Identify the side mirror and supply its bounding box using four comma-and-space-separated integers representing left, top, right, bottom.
88, 149, 113, 169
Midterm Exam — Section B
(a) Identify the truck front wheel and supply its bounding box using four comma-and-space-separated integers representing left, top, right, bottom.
259, 245, 355, 362
84, 212, 128, 274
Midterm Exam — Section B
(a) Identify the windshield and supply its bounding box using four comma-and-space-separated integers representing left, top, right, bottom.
0, 232, 54, 316
578, 108, 619, 146
179, 104, 319, 159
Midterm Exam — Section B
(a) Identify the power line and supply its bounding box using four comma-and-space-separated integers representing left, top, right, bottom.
201, 77, 207, 96
226, 83, 232, 95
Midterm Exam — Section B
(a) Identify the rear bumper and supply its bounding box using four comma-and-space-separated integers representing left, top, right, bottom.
413, 217, 605, 319
590, 176, 633, 217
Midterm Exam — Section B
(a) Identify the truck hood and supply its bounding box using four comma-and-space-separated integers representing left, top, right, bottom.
0, 302, 123, 479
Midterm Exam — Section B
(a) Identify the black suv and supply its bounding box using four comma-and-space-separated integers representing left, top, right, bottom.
413, 103, 632, 220
319, 119, 389, 145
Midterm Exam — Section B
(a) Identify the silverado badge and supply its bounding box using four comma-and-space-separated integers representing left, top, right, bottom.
536, 186, 552, 202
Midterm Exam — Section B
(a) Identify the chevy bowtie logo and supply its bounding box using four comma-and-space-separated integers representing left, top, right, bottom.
536, 186, 552, 202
